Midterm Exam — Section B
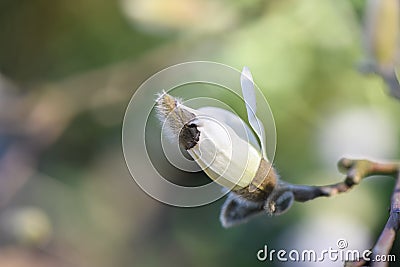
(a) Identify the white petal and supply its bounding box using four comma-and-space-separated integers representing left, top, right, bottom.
197, 106, 260, 150
187, 114, 261, 189
240, 66, 267, 158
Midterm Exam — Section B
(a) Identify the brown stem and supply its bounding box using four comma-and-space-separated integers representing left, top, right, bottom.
369, 171, 400, 267
286, 159, 399, 202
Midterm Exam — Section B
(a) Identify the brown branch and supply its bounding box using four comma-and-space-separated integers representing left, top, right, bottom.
287, 158, 399, 202
368, 172, 400, 267
282, 158, 400, 267
344, 172, 400, 267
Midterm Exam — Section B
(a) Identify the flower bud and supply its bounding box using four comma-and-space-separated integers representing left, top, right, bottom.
364, 0, 399, 71
362, 0, 400, 98
155, 67, 291, 227
156, 92, 262, 190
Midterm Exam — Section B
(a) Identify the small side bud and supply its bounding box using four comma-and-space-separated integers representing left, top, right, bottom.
265, 190, 294, 216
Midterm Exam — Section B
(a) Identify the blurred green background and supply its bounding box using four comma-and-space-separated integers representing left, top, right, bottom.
0, 0, 400, 266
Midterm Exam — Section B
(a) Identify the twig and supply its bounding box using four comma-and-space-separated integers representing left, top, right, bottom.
284, 158, 400, 267
287, 158, 399, 202
368, 171, 400, 267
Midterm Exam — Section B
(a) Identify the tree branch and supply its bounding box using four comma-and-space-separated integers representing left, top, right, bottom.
367, 171, 400, 267
287, 158, 399, 202
284, 158, 400, 267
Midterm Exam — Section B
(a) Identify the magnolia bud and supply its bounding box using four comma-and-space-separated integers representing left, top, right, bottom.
364, 0, 399, 71
156, 92, 262, 190
362, 0, 400, 98
156, 67, 293, 227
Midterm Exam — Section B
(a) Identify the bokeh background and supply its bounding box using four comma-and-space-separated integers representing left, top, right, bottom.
1, 0, 400, 266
